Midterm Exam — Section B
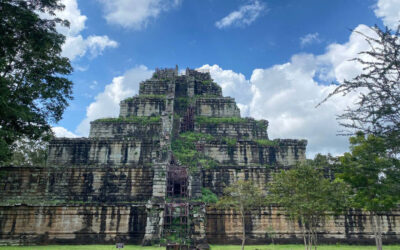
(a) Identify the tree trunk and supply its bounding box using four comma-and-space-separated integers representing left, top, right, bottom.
376, 213, 383, 250
371, 212, 383, 250
301, 222, 308, 250
241, 208, 246, 250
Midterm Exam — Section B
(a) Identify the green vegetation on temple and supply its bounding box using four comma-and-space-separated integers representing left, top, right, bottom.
171, 132, 218, 172
122, 94, 166, 102
255, 139, 278, 146
195, 117, 268, 131
92, 116, 161, 124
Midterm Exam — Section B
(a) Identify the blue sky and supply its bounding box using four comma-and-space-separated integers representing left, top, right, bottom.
52, 0, 400, 157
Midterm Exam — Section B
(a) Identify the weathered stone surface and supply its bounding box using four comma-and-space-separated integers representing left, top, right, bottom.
0, 205, 147, 245
201, 140, 306, 166
206, 207, 400, 244
0, 165, 153, 205
194, 118, 268, 139
47, 138, 159, 166
89, 121, 161, 138
195, 97, 240, 117
119, 97, 166, 118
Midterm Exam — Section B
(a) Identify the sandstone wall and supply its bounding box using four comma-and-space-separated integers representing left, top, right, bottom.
0, 165, 153, 205
119, 97, 166, 117
206, 207, 400, 244
202, 167, 271, 196
0, 205, 147, 245
139, 80, 169, 95
47, 138, 158, 166
195, 98, 240, 117
2, 205, 399, 246
89, 121, 161, 138
194, 119, 268, 139
202, 139, 306, 166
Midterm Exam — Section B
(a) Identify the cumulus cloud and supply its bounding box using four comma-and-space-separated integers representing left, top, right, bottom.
51, 0, 118, 60
52, 127, 78, 138
199, 25, 374, 157
374, 0, 400, 29
317, 24, 377, 82
98, 0, 182, 29
62, 35, 118, 61
215, 0, 266, 29
76, 65, 153, 136
300, 33, 321, 47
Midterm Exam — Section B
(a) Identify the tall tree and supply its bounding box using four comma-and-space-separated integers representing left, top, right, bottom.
216, 180, 265, 250
6, 132, 53, 167
268, 160, 349, 250
0, 0, 73, 162
318, 25, 400, 155
339, 132, 400, 250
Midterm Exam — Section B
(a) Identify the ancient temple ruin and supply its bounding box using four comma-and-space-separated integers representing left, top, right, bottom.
0, 67, 399, 247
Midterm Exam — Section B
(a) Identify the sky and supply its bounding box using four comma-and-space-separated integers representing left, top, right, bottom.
50, 0, 400, 158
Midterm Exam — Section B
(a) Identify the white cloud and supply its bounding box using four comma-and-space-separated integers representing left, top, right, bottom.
215, 0, 266, 29
75, 65, 153, 136
52, 127, 79, 138
317, 24, 377, 82
62, 35, 118, 61
300, 33, 321, 47
52, 0, 118, 60
375, 0, 400, 29
55, 0, 87, 36
98, 0, 182, 29
200, 25, 374, 157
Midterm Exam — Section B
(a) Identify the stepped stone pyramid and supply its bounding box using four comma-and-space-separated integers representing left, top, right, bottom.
1, 67, 399, 247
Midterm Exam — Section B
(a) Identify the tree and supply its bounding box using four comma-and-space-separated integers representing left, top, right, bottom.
339, 132, 400, 250
317, 25, 400, 155
0, 0, 73, 162
216, 180, 265, 250
5, 132, 53, 167
268, 160, 349, 250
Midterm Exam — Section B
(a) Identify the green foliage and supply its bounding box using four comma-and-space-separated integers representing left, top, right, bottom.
123, 95, 166, 102
254, 139, 278, 147
171, 132, 217, 172
339, 132, 400, 212
93, 116, 161, 125
268, 158, 350, 249
217, 180, 265, 210
201, 80, 213, 85
195, 116, 250, 125
216, 180, 266, 250
2, 132, 54, 167
0, 0, 73, 162
198, 188, 218, 204
174, 97, 189, 113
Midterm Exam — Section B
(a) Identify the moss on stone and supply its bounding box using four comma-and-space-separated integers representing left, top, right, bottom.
122, 95, 166, 102
255, 139, 278, 146
92, 116, 161, 125
171, 132, 218, 172
195, 116, 249, 124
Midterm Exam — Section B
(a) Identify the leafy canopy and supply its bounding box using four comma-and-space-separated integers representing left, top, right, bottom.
216, 180, 265, 211
339, 132, 400, 212
0, 0, 73, 162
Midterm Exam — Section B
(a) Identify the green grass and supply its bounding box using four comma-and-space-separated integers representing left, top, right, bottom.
0, 245, 399, 250
210, 245, 400, 250
0, 246, 162, 250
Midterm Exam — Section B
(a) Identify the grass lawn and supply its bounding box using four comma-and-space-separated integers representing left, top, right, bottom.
0, 245, 399, 250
